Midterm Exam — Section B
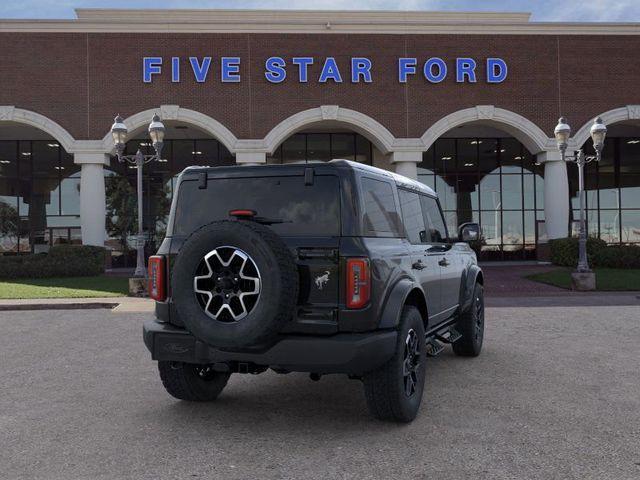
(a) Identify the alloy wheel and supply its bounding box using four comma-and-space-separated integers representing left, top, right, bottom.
193, 246, 261, 322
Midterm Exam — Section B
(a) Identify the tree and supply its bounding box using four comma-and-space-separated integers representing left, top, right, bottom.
105, 174, 172, 253
0, 201, 20, 251
105, 175, 137, 253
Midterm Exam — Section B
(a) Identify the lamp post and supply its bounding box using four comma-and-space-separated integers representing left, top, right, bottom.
553, 116, 607, 277
110, 114, 166, 278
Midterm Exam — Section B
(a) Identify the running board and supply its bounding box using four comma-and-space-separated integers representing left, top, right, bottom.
425, 326, 462, 357
425, 339, 445, 357
435, 327, 462, 344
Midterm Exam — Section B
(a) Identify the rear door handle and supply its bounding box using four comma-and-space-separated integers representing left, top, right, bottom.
438, 258, 450, 267
412, 260, 426, 270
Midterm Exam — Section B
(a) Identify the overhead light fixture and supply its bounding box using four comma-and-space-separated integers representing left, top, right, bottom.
514, 156, 523, 160
192, 151, 203, 155
500, 149, 506, 153
441, 156, 452, 160
139, 142, 151, 147
21, 152, 31, 156
0, 160, 10, 164
464, 163, 475, 167
470, 140, 483, 145
47, 143, 59, 148
627, 139, 640, 144
54, 166, 65, 170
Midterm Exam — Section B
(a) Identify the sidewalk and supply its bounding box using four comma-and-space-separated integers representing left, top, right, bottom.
0, 296, 154, 312
1, 266, 639, 311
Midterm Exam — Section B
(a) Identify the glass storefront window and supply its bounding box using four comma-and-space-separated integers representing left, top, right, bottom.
621, 210, 640, 243
501, 175, 523, 210
599, 210, 620, 243
307, 134, 331, 162
420, 136, 545, 260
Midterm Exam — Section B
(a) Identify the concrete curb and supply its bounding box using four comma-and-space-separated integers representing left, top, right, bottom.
0, 302, 119, 311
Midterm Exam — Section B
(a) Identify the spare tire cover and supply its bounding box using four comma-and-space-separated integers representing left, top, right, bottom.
171, 220, 299, 348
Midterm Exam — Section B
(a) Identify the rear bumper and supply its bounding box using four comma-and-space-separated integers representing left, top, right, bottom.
143, 319, 397, 375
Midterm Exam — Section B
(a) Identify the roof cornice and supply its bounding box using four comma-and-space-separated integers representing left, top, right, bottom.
0, 9, 639, 35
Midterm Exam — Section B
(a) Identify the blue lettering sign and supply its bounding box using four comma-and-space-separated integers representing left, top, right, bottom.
319, 57, 342, 83
143, 57, 162, 83
398, 58, 417, 83
292, 57, 314, 82
189, 57, 211, 83
221, 57, 241, 83
424, 57, 447, 83
265, 56, 287, 83
456, 58, 477, 83
351, 57, 372, 83
487, 58, 508, 83
171, 57, 180, 83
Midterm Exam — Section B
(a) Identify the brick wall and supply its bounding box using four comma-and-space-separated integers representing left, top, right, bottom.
1, 32, 639, 142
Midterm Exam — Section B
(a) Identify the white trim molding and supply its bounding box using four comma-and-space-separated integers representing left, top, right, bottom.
263, 106, 397, 155
2, 10, 640, 35
100, 105, 239, 154
421, 105, 553, 154
571, 105, 640, 149
0, 106, 76, 153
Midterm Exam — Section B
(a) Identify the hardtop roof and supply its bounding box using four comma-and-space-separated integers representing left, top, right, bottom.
182, 159, 437, 197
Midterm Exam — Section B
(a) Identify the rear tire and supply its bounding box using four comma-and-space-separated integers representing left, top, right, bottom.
362, 305, 427, 423
452, 282, 484, 357
158, 361, 231, 401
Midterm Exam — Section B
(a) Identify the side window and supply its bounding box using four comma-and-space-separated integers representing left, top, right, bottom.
420, 195, 448, 243
399, 189, 427, 244
361, 177, 402, 235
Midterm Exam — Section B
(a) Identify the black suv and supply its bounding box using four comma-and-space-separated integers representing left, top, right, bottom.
143, 159, 484, 422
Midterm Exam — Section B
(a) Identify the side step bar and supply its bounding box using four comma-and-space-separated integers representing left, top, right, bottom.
425, 327, 462, 357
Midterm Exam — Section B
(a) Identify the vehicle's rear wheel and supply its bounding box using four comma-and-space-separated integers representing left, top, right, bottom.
362, 305, 426, 423
452, 282, 484, 357
158, 361, 231, 401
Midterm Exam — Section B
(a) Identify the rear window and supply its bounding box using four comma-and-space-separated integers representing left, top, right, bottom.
172, 175, 340, 237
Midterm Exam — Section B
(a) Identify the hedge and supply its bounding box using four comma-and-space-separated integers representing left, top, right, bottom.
0, 245, 106, 279
549, 237, 640, 268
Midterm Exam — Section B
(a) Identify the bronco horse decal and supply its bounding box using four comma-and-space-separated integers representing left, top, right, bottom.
315, 271, 330, 290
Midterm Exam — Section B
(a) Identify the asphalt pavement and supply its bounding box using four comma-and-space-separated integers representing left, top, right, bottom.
1, 306, 639, 479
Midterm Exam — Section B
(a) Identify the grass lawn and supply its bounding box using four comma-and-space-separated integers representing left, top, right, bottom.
526, 268, 640, 291
0, 276, 130, 299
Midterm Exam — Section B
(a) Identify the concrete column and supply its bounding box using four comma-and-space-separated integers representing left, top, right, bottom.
75, 153, 109, 246
538, 151, 569, 239
391, 151, 422, 180
236, 151, 266, 165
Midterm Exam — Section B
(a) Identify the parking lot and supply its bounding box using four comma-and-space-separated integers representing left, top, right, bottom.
1, 304, 639, 480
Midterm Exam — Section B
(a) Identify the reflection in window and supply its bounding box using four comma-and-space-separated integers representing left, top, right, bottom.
0, 140, 78, 253
419, 136, 544, 260
268, 132, 373, 165
569, 136, 640, 244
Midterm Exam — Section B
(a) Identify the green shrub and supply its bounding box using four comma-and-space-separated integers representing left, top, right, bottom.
549, 237, 607, 267
550, 237, 640, 268
593, 245, 640, 269
0, 245, 106, 279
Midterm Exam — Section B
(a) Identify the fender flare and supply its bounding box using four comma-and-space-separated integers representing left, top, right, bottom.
459, 265, 483, 313
378, 277, 427, 329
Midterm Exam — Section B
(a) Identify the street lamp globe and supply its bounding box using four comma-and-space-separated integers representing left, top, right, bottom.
110, 115, 128, 154
148, 113, 165, 157
554, 117, 571, 154
590, 116, 607, 155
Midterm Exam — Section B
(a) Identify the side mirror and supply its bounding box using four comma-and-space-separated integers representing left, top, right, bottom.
458, 222, 480, 243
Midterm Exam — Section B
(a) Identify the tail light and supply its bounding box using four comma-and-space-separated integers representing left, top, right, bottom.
346, 258, 370, 309
148, 255, 166, 301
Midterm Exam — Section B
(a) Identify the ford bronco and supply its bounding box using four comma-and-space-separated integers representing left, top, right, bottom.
143, 159, 484, 422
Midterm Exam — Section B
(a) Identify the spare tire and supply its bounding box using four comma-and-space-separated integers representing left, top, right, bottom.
171, 220, 298, 349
